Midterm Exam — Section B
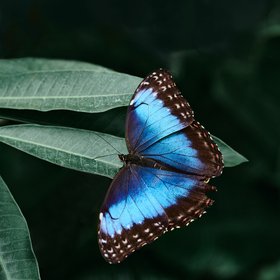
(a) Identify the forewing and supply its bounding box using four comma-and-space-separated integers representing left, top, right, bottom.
126, 69, 194, 153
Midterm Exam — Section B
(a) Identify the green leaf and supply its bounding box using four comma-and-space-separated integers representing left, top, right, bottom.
0, 175, 40, 280
0, 125, 246, 180
0, 58, 142, 113
0, 124, 127, 179
213, 136, 248, 167
0, 107, 127, 138
0, 58, 114, 74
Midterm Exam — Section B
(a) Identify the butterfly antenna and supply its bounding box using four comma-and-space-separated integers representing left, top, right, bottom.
93, 152, 120, 160
93, 132, 122, 155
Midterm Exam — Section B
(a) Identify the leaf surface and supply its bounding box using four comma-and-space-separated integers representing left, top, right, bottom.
0, 125, 127, 179
0, 58, 141, 113
0, 176, 40, 280
0, 125, 246, 180
213, 136, 248, 167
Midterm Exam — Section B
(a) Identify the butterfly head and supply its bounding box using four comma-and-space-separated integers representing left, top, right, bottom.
118, 153, 144, 166
118, 154, 126, 163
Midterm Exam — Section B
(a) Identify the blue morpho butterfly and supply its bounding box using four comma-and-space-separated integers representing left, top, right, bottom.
98, 69, 224, 264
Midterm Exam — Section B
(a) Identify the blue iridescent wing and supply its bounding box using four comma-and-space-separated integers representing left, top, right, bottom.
98, 165, 215, 264
126, 69, 194, 153
142, 120, 223, 178
126, 69, 223, 177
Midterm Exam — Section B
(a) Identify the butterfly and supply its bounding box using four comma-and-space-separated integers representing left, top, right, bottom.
98, 69, 224, 264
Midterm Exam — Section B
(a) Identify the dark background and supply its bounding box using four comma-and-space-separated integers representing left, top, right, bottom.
0, 0, 280, 279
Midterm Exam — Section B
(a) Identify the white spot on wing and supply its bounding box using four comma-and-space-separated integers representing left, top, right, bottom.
99, 213, 103, 220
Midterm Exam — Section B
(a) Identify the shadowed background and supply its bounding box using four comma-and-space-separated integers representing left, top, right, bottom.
0, 0, 280, 279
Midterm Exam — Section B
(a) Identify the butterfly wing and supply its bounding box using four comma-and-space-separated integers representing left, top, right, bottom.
126, 69, 223, 178
126, 69, 194, 153
98, 165, 215, 264
142, 120, 223, 178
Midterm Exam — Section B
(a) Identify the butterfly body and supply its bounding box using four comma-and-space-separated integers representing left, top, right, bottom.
98, 69, 224, 264
119, 153, 171, 171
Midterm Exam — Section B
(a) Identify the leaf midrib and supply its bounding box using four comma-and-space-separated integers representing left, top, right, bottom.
0, 253, 11, 280
0, 134, 121, 167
